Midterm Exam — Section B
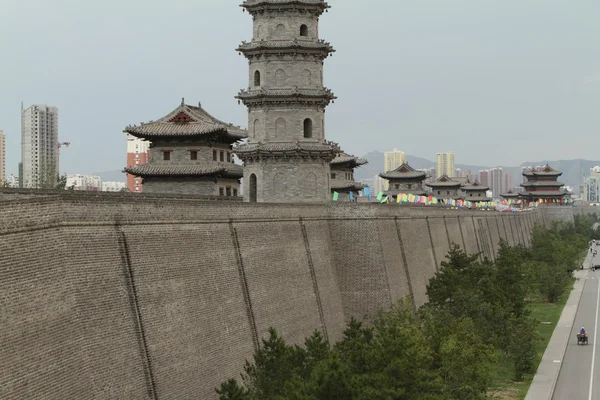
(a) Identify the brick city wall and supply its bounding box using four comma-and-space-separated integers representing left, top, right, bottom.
0, 191, 557, 400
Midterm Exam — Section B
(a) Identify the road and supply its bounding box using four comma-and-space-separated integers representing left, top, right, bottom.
553, 247, 600, 400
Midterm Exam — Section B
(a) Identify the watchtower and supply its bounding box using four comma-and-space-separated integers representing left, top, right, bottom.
235, 0, 338, 202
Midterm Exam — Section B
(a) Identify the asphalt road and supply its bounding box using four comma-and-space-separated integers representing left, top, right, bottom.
553, 247, 600, 400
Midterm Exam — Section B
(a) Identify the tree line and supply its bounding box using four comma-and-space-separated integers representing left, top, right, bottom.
217, 215, 596, 400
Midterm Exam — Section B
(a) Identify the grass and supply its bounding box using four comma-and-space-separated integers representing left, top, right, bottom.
487, 287, 572, 399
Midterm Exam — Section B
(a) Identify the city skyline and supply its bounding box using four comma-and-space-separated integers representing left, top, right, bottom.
1, 0, 599, 178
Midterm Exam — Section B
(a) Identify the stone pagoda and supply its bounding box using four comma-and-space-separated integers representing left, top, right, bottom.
460, 180, 490, 203
520, 164, 567, 202
123, 100, 247, 196
330, 152, 367, 201
234, 0, 339, 203
379, 162, 427, 197
426, 174, 463, 200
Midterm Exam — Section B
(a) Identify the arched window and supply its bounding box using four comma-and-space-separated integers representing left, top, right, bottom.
253, 119, 260, 138
256, 25, 263, 39
275, 118, 286, 136
302, 69, 311, 85
300, 24, 308, 37
276, 24, 285, 35
303, 118, 313, 138
254, 70, 261, 87
275, 69, 286, 87
249, 174, 257, 203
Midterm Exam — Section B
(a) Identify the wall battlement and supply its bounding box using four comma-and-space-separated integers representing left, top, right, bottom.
0, 193, 568, 399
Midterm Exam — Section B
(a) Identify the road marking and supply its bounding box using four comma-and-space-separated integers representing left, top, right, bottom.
589, 280, 600, 400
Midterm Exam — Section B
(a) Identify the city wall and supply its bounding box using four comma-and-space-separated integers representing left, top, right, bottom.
0, 192, 560, 400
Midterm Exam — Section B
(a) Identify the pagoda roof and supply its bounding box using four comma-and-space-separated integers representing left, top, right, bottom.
236, 87, 336, 101
330, 152, 368, 168
521, 181, 564, 187
330, 180, 366, 191
237, 40, 335, 54
519, 189, 568, 197
425, 174, 462, 188
241, 0, 330, 11
124, 100, 248, 141
235, 141, 338, 156
379, 163, 427, 180
123, 163, 243, 179
462, 181, 490, 191
522, 164, 562, 177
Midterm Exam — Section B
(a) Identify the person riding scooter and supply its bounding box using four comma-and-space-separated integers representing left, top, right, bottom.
580, 327, 587, 336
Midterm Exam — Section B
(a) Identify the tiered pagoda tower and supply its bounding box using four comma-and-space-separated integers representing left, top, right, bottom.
235, 0, 339, 203
123, 100, 247, 196
520, 165, 567, 202
379, 162, 427, 197
330, 152, 367, 201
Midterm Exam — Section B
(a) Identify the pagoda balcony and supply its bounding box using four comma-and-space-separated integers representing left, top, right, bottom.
236, 39, 335, 57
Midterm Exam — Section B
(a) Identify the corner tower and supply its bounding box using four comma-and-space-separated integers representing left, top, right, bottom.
235, 0, 338, 203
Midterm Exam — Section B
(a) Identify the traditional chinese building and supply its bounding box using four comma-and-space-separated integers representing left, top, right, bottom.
500, 189, 520, 201
330, 152, 367, 201
520, 165, 567, 202
234, 0, 339, 203
379, 162, 427, 196
426, 174, 463, 200
123, 100, 247, 196
460, 181, 490, 203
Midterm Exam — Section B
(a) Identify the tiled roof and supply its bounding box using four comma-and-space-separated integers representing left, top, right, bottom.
330, 180, 366, 191
522, 165, 562, 176
237, 40, 335, 53
425, 174, 462, 188
501, 191, 520, 198
242, 0, 329, 5
379, 163, 427, 180
462, 181, 490, 191
520, 190, 568, 196
123, 163, 243, 178
330, 152, 368, 167
235, 141, 338, 155
237, 87, 336, 100
521, 181, 564, 187
465, 196, 491, 202
124, 101, 248, 141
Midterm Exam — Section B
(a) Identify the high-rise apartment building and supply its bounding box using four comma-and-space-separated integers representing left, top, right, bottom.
0, 130, 5, 184
436, 152, 455, 177
584, 166, 600, 202
383, 148, 406, 190
21, 104, 59, 188
125, 135, 150, 192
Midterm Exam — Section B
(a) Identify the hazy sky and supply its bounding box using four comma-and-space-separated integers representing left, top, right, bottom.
1, 0, 599, 177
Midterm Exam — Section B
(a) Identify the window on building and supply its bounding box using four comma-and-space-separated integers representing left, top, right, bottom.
254, 70, 261, 87
408, 184, 412, 189
303, 118, 313, 138
226, 187, 232, 196
213, 150, 217, 161
220, 151, 224, 162
219, 187, 224, 196
190, 151, 198, 160
300, 24, 308, 36
395, 184, 399, 189
447, 191, 450, 195
437, 191, 441, 195
331, 173, 336, 180
163, 151, 171, 161
233, 188, 238, 197
469, 193, 472, 197
227, 152, 231, 162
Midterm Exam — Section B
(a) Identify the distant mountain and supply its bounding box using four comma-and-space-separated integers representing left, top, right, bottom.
355, 152, 599, 194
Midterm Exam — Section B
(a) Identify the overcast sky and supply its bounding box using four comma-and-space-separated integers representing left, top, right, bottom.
1, 0, 599, 177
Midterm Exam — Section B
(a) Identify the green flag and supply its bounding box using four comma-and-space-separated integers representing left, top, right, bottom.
380, 195, 388, 203
376, 191, 384, 201
332, 192, 339, 201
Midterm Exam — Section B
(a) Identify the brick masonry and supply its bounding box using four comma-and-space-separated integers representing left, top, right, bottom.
0, 191, 569, 399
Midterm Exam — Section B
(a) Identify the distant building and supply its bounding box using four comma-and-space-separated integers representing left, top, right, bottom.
6, 174, 18, 188
124, 100, 247, 196
520, 165, 567, 202
102, 181, 126, 192
380, 162, 427, 196
372, 174, 387, 195
500, 190, 520, 201
126, 135, 150, 192
66, 174, 102, 191
584, 166, 600, 202
383, 149, 406, 190
330, 153, 367, 201
436, 152, 455, 178
460, 181, 490, 203
21, 104, 59, 188
0, 130, 5, 184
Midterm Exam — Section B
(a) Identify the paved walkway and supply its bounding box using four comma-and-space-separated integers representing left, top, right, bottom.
525, 250, 593, 400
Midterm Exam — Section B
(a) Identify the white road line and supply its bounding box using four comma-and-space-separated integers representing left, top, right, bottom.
589, 279, 600, 400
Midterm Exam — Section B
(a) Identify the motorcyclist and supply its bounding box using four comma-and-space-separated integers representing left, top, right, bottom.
580, 327, 587, 336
